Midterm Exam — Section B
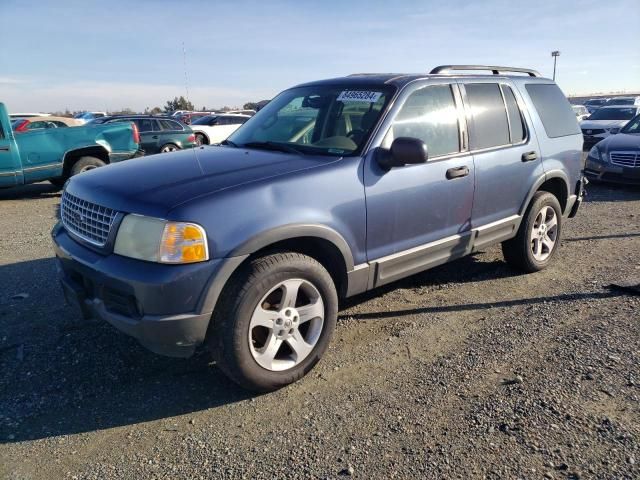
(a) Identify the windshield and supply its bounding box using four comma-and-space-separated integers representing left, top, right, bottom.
588, 107, 638, 121
192, 115, 217, 125
585, 99, 606, 106
227, 85, 395, 156
620, 115, 640, 134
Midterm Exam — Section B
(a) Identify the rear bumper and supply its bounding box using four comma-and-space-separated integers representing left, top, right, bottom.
52, 223, 244, 357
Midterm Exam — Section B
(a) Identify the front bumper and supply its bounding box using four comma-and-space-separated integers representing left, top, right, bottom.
584, 157, 640, 185
52, 223, 233, 357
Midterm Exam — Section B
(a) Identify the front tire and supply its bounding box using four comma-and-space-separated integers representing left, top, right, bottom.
502, 191, 562, 272
195, 133, 208, 146
209, 252, 338, 392
160, 143, 179, 153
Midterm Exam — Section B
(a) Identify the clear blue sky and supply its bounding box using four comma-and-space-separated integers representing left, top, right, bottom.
1, 0, 638, 112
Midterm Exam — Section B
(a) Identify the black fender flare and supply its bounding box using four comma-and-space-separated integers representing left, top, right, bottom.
519, 170, 570, 217
197, 224, 355, 315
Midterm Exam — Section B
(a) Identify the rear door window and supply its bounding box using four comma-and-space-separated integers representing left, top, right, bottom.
464, 83, 510, 149
134, 119, 155, 132
159, 119, 183, 131
525, 84, 580, 138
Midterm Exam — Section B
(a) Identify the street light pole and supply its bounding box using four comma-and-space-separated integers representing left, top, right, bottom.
551, 51, 560, 81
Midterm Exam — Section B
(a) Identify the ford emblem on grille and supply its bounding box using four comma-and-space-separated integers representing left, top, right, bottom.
586, 130, 592, 134
72, 211, 84, 223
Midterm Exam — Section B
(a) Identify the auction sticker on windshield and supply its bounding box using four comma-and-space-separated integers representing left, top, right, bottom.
337, 91, 383, 103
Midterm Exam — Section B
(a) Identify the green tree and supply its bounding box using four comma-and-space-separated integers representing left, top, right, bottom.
164, 96, 194, 113
150, 106, 163, 115
243, 102, 259, 110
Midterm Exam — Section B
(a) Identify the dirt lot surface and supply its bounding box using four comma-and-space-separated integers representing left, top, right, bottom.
0, 181, 639, 479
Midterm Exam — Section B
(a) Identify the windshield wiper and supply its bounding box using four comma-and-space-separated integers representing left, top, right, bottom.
241, 141, 304, 155
220, 139, 239, 148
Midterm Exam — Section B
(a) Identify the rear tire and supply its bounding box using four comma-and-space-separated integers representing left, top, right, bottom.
208, 252, 338, 392
502, 191, 562, 273
49, 177, 66, 189
70, 156, 106, 176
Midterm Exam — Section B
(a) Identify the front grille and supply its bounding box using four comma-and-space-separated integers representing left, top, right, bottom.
610, 151, 640, 168
582, 128, 605, 135
60, 191, 117, 246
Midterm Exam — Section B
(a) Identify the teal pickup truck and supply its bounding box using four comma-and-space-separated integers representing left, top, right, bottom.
0, 102, 142, 188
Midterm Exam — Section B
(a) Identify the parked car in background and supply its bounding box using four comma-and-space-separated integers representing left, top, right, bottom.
89, 115, 196, 154
9, 112, 51, 119
52, 65, 584, 391
584, 98, 608, 114
227, 109, 256, 116
173, 112, 211, 125
572, 105, 590, 122
584, 114, 640, 184
580, 105, 640, 149
12, 116, 82, 133
73, 111, 107, 124
603, 96, 640, 107
190, 114, 250, 145
0, 102, 141, 188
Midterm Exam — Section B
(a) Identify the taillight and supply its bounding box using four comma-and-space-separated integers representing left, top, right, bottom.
187, 134, 196, 144
131, 122, 140, 144
14, 120, 29, 132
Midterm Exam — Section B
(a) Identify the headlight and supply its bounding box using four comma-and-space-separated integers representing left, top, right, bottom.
114, 214, 209, 264
588, 145, 604, 162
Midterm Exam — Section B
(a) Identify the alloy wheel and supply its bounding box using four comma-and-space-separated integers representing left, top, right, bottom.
248, 278, 324, 371
530, 205, 558, 261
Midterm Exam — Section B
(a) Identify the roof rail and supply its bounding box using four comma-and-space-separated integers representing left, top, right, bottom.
430, 65, 541, 77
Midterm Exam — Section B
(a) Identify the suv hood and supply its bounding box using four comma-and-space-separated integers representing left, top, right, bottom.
66, 146, 337, 217
580, 119, 629, 129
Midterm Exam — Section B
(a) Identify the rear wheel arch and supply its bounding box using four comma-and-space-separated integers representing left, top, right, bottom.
62, 146, 109, 178
520, 172, 570, 216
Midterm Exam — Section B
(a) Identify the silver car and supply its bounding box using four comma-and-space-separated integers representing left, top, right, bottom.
580, 105, 640, 149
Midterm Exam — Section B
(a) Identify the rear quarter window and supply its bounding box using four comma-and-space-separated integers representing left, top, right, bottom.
525, 84, 580, 138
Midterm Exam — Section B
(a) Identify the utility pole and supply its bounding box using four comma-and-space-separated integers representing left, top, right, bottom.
551, 51, 560, 81
182, 42, 190, 103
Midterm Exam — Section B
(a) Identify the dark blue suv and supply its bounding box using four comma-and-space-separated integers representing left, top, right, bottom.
53, 65, 585, 391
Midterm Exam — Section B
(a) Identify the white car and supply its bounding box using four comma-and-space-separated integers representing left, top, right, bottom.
580, 105, 640, 149
572, 105, 590, 122
190, 114, 250, 145
73, 111, 107, 124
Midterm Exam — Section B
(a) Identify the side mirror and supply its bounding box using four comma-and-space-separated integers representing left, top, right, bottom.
377, 137, 428, 169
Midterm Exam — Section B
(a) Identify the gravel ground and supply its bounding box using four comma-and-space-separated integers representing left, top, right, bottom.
0, 181, 639, 479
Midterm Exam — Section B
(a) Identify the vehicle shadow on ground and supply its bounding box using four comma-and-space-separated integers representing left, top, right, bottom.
0, 182, 61, 201
585, 182, 640, 203
0, 258, 252, 444
340, 254, 520, 310
347, 290, 623, 321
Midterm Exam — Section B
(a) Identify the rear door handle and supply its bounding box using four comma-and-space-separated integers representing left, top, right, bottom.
446, 166, 469, 180
522, 151, 538, 162
0, 146, 9, 152
151, 135, 159, 139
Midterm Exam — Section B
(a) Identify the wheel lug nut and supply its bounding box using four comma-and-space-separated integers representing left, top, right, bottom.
276, 318, 282, 325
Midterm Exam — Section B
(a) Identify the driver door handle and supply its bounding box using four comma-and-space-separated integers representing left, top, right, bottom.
446, 166, 469, 180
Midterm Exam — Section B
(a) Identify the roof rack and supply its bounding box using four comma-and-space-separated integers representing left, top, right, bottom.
430, 65, 541, 77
